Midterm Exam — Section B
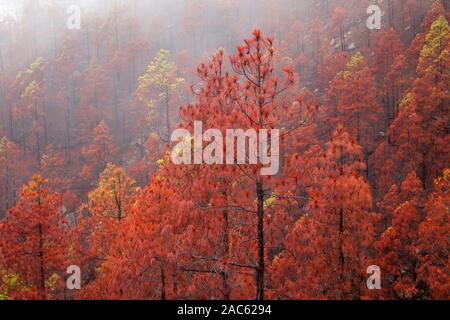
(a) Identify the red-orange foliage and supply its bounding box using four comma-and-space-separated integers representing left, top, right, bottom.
417, 169, 449, 299
375, 172, 424, 299
0, 175, 67, 299
325, 53, 382, 146
80, 121, 116, 183
0, 0, 448, 302
272, 126, 375, 299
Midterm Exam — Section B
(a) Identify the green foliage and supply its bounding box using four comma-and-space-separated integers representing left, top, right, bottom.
0, 271, 19, 300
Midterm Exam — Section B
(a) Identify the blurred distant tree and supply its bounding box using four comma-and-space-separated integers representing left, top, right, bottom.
135, 49, 186, 141
0, 137, 22, 217
10, 57, 48, 166
325, 52, 382, 178
80, 121, 115, 183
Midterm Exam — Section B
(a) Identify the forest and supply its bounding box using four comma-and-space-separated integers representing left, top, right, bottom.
0, 0, 448, 300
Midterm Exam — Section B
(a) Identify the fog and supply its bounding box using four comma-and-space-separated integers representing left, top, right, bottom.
0, 0, 447, 301
0, 0, 317, 70
0, 0, 440, 205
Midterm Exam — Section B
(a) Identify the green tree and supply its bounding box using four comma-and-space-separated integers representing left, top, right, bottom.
136, 49, 186, 141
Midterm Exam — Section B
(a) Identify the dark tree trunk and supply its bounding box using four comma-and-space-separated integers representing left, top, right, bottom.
256, 181, 265, 300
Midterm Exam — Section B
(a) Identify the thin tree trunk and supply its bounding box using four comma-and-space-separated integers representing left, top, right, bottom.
256, 181, 265, 300
160, 264, 166, 300
38, 223, 46, 298
221, 204, 231, 300
165, 86, 171, 140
